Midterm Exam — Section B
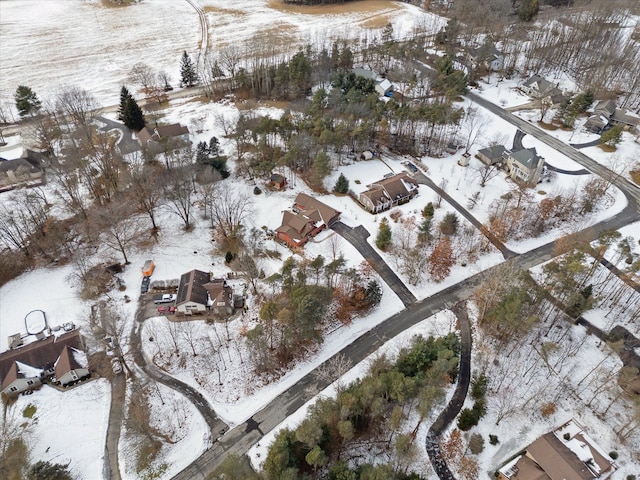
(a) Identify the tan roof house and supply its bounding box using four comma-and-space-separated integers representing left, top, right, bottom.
359, 172, 419, 213
498, 419, 616, 480
137, 123, 190, 151
505, 147, 545, 186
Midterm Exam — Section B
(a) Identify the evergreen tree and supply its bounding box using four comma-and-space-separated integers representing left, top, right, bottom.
422, 202, 435, 219
27, 461, 73, 480
601, 124, 623, 147
117, 85, 131, 121
180, 51, 198, 87
333, 173, 349, 194
519, 0, 540, 22
365, 280, 382, 306
376, 217, 392, 251
122, 95, 145, 131
14, 85, 41, 117
311, 151, 331, 188
418, 218, 433, 245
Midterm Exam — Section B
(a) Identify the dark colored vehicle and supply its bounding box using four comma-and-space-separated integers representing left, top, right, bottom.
406, 162, 418, 173
157, 305, 176, 314
141, 276, 151, 293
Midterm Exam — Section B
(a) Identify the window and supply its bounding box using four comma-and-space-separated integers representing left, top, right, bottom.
27, 380, 34, 386
10, 386, 17, 392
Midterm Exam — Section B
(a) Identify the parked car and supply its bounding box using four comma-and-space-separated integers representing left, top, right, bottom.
153, 294, 176, 304
141, 276, 151, 293
111, 358, 122, 375
406, 162, 418, 173
157, 305, 176, 314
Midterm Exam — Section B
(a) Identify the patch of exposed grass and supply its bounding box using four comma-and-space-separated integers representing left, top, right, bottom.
22, 404, 37, 418
630, 169, 640, 185
537, 190, 547, 195
598, 144, 617, 152
537, 121, 559, 130
267, 0, 399, 16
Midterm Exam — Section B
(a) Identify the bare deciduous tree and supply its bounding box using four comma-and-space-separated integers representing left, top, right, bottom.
210, 186, 254, 238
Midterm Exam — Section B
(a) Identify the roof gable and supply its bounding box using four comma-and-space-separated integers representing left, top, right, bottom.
510, 148, 543, 170
176, 269, 210, 306
294, 193, 341, 226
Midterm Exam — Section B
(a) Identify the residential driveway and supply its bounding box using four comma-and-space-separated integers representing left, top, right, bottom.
105, 372, 125, 480
96, 116, 141, 155
570, 138, 601, 149
330, 221, 417, 307
513, 128, 525, 150
514, 128, 591, 175
425, 302, 472, 480
411, 171, 517, 260
129, 303, 229, 439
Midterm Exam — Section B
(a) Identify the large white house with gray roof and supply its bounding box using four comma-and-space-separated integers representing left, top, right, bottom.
505, 147, 545, 186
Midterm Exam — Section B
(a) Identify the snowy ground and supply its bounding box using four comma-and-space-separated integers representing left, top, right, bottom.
0, 0, 444, 112
4, 379, 110, 479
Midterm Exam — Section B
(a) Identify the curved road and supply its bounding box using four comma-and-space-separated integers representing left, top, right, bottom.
184, 0, 209, 67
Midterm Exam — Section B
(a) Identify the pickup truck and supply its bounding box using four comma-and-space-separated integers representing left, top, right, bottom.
153, 294, 176, 304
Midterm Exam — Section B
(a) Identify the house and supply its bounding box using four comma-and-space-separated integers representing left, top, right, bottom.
137, 123, 190, 151
585, 100, 618, 133
175, 269, 234, 316
269, 173, 287, 190
497, 419, 616, 480
353, 68, 394, 98
375, 79, 394, 97
54, 345, 90, 387
293, 193, 342, 228
0, 329, 88, 397
0, 154, 46, 192
477, 145, 507, 166
610, 108, 640, 132
275, 194, 341, 248
505, 147, 545, 185
467, 45, 504, 72
359, 172, 419, 213
521, 74, 555, 98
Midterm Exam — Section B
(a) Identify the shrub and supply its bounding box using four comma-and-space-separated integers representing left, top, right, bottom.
422, 202, 435, 219
439, 212, 459, 235
253, 186, 262, 195
563, 432, 570, 440
626, 475, 636, 480
225, 251, 234, 264
469, 433, 484, 454
471, 374, 488, 400
375, 218, 392, 251
609, 451, 618, 459
541, 402, 557, 418
489, 434, 499, 445
457, 408, 478, 431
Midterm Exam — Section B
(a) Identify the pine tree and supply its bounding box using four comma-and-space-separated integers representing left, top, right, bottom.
428, 236, 454, 281
333, 173, 349, 194
376, 217, 392, 251
118, 86, 131, 121
14, 85, 41, 117
519, 0, 539, 22
180, 51, 198, 87
122, 95, 145, 131
439, 212, 459, 235
601, 124, 623, 147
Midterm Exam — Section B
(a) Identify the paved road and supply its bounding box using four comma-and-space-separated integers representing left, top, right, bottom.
466, 91, 640, 206
331, 221, 417, 307
105, 372, 126, 480
411, 171, 517, 259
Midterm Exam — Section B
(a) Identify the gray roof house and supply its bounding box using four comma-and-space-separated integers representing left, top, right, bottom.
476, 145, 507, 166
0, 155, 45, 192
505, 147, 545, 186
468, 45, 504, 71
585, 100, 618, 133
611, 108, 640, 131
521, 75, 555, 98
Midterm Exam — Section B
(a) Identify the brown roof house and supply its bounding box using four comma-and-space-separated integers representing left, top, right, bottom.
505, 147, 545, 186
359, 172, 419, 213
498, 419, 616, 480
137, 123, 190, 152
275, 193, 341, 248
175, 270, 234, 317
0, 329, 89, 397
269, 173, 287, 190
